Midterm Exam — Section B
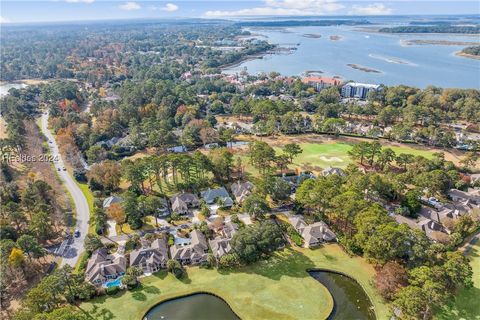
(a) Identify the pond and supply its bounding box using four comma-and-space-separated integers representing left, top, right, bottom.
0, 83, 27, 97
309, 270, 376, 320
144, 293, 240, 320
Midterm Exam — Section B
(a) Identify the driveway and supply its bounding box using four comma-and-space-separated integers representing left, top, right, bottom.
106, 219, 117, 237
41, 112, 90, 267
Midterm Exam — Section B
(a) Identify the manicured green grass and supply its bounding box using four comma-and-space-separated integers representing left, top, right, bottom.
277, 142, 354, 170
80, 245, 389, 320
76, 182, 95, 234
282, 142, 436, 170
236, 141, 436, 176
435, 239, 480, 320
115, 216, 158, 234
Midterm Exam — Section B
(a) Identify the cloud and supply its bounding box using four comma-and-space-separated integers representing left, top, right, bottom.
205, 0, 344, 17
349, 3, 393, 15
161, 3, 179, 12
65, 0, 95, 3
119, 2, 141, 11
0, 16, 11, 24
151, 3, 179, 12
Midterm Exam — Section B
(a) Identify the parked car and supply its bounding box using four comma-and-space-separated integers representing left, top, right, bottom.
74, 229, 80, 238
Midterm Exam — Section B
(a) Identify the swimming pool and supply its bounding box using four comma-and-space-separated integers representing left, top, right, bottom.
104, 277, 123, 288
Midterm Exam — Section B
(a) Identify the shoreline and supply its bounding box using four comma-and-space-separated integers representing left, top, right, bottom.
455, 51, 480, 60
356, 27, 480, 36
347, 63, 382, 73
330, 35, 342, 41
220, 53, 265, 70
302, 33, 322, 39
402, 39, 480, 46
0, 79, 51, 86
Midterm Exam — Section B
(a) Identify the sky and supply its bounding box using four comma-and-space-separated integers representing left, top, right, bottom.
0, 0, 479, 24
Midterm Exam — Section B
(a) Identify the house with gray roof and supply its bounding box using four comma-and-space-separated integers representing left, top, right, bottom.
417, 218, 449, 242
170, 230, 208, 265
281, 171, 315, 189
209, 238, 233, 260
103, 195, 122, 209
448, 188, 480, 205
470, 174, 480, 185
321, 167, 346, 177
129, 238, 169, 274
222, 221, 238, 238
208, 221, 239, 260
200, 187, 234, 207
231, 181, 254, 204
85, 248, 126, 285
170, 192, 200, 214
289, 216, 336, 248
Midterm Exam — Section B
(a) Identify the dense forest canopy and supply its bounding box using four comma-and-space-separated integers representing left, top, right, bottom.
0, 21, 272, 82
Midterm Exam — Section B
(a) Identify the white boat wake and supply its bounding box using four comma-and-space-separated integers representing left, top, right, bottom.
368, 53, 418, 66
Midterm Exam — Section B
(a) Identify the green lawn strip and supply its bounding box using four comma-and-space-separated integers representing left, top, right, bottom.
435, 239, 480, 320
74, 251, 89, 274
75, 181, 95, 234
80, 245, 389, 320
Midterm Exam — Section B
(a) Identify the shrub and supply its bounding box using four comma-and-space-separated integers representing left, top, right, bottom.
77, 252, 90, 274
106, 286, 120, 295
286, 225, 303, 246
219, 253, 241, 269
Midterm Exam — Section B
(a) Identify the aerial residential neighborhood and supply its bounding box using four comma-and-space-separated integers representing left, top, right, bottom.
1, 3, 479, 320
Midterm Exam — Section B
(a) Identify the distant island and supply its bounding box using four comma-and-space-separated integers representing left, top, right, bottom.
402, 39, 480, 46
457, 45, 480, 60
303, 33, 321, 39
379, 26, 480, 34
347, 63, 381, 73
329, 35, 342, 41
235, 19, 370, 27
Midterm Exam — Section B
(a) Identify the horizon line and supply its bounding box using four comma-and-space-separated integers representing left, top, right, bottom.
2, 13, 479, 27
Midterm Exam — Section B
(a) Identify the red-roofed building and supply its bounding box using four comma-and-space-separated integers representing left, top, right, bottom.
302, 76, 342, 91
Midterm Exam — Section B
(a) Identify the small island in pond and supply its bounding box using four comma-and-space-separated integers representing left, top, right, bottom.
303, 33, 322, 38
456, 45, 480, 60
347, 63, 382, 73
304, 70, 324, 76
329, 35, 342, 41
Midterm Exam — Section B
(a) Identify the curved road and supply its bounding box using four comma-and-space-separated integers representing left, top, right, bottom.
41, 112, 90, 267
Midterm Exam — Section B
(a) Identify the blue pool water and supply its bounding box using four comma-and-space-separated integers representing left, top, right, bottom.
104, 277, 123, 288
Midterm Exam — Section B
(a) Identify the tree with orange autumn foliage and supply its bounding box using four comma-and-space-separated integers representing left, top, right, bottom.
106, 203, 126, 233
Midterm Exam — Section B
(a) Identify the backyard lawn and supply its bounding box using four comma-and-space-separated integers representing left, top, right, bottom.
80, 244, 389, 320
436, 238, 480, 320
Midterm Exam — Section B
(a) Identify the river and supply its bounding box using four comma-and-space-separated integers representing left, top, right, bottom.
224, 25, 480, 88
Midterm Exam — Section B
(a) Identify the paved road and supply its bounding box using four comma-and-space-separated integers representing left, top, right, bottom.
41, 112, 90, 267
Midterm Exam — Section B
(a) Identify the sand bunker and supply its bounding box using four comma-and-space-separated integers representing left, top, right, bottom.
319, 156, 344, 162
